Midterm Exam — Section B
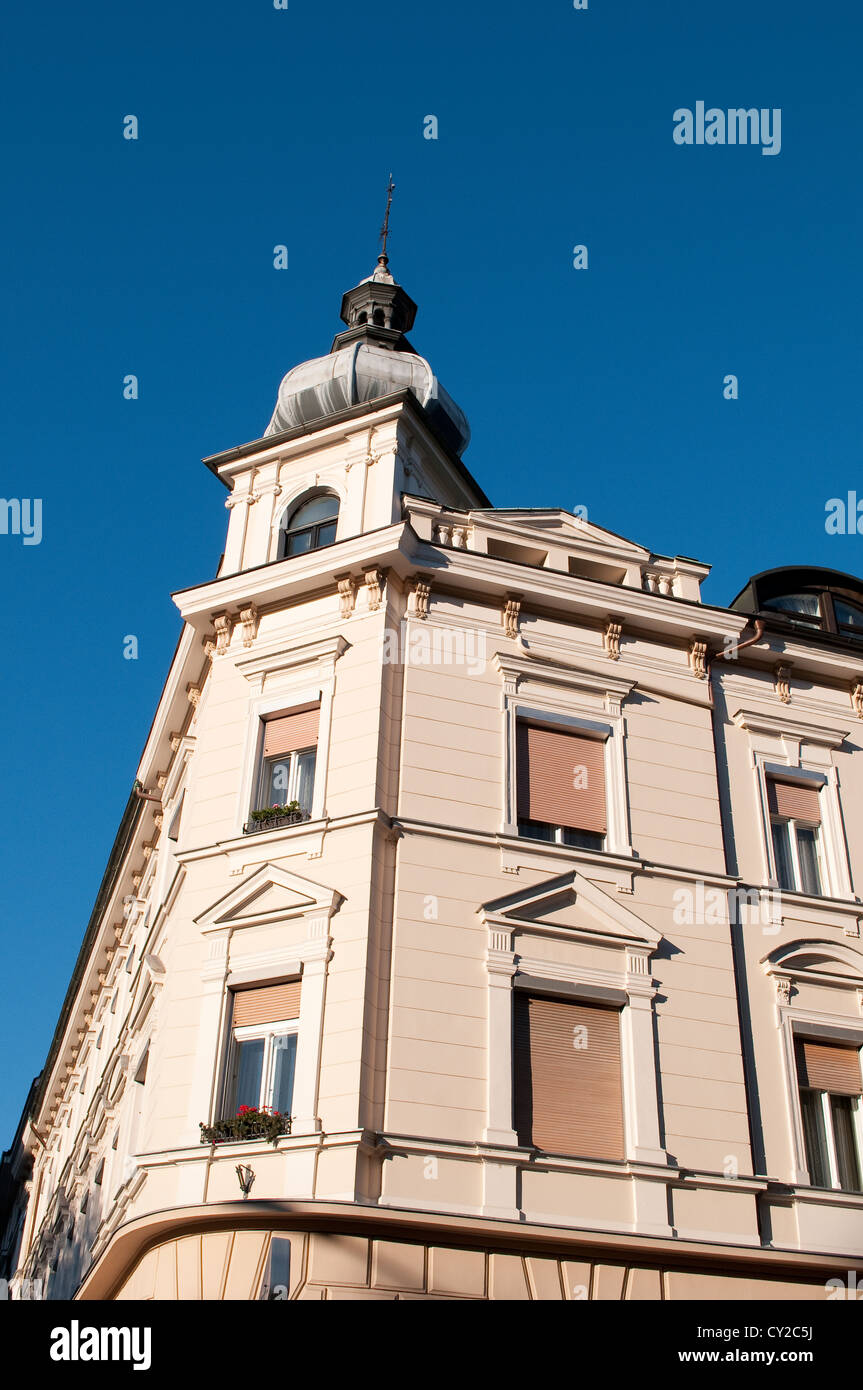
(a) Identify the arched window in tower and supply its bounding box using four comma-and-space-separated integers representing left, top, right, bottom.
280, 492, 339, 558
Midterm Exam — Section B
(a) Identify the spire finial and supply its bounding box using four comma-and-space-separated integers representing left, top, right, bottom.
378, 173, 395, 269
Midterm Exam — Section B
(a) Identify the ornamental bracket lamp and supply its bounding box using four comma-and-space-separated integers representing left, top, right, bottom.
236, 1164, 255, 1198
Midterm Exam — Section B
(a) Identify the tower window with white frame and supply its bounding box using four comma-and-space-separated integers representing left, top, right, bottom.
768, 776, 824, 896
280, 492, 339, 558
796, 1036, 862, 1192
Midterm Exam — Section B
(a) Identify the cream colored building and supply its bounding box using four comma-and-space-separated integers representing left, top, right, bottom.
3, 254, 863, 1301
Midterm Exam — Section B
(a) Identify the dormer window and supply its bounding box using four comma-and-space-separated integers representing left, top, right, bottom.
731, 568, 863, 644
760, 587, 863, 641
761, 593, 822, 627
281, 493, 339, 558
834, 597, 863, 635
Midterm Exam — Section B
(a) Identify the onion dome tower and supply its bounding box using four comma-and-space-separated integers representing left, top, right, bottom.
264, 187, 470, 456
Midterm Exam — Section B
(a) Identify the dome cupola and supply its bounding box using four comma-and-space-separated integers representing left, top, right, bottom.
264, 249, 470, 456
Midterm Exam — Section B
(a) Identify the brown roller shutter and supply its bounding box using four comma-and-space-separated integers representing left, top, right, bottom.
516, 723, 607, 834
768, 778, 821, 825
796, 1038, 862, 1095
263, 704, 320, 758
232, 980, 302, 1028
514, 994, 624, 1158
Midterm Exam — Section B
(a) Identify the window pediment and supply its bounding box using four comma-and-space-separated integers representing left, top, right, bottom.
196, 863, 342, 935
235, 634, 349, 692
762, 938, 863, 992
481, 870, 661, 955
732, 708, 848, 749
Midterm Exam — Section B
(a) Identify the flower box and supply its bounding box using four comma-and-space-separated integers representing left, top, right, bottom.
199, 1107, 292, 1147
243, 802, 308, 835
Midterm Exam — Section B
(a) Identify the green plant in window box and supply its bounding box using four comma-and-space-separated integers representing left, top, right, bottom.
199, 1106, 292, 1146
249, 800, 304, 826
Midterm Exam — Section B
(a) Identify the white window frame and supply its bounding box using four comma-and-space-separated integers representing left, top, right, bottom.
797, 1083, 863, 1192
769, 811, 825, 896
479, 874, 667, 1232
234, 636, 348, 837
196, 864, 341, 1144
757, 760, 845, 898
483, 926, 667, 1232
496, 656, 634, 859
236, 686, 324, 832
732, 710, 853, 901
256, 744, 317, 815
517, 819, 606, 850
268, 482, 346, 564
774, 997, 863, 1187
513, 716, 609, 852
485, 936, 663, 1162
224, 1015, 300, 1118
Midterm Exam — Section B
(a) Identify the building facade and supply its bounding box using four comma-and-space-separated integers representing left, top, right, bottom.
3, 255, 863, 1301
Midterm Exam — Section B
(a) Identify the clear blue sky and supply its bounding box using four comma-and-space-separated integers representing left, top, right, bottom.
2, 0, 862, 1135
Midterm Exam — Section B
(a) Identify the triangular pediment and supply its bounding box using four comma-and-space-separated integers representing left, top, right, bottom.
196, 863, 342, 934
481, 509, 650, 561
481, 870, 661, 951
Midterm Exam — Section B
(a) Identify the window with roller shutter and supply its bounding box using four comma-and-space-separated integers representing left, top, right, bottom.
514, 993, 625, 1159
768, 776, 824, 896
225, 981, 302, 1121
795, 1036, 862, 1192
516, 721, 607, 851
251, 703, 320, 821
